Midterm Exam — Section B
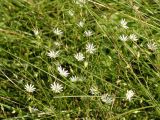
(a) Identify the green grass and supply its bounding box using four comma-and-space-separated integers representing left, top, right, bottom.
0, 0, 160, 119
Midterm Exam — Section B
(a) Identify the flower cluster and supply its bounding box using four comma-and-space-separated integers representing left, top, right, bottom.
119, 18, 158, 51
119, 34, 138, 42
47, 43, 96, 62
25, 17, 140, 103
25, 81, 64, 94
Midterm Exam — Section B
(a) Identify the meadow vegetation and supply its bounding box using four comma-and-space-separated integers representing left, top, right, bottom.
0, 0, 160, 119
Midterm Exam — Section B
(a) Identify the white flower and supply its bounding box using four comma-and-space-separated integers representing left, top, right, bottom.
90, 86, 99, 95
25, 84, 36, 93
119, 34, 128, 41
147, 42, 157, 51
58, 66, 69, 77
77, 21, 84, 27
86, 43, 96, 54
53, 28, 63, 36
70, 76, 78, 82
120, 19, 128, 29
129, 34, 138, 41
126, 90, 135, 101
74, 52, 85, 61
51, 82, 63, 93
47, 50, 59, 58
84, 30, 93, 37
68, 10, 74, 16
33, 29, 39, 36
101, 94, 114, 104
54, 41, 61, 47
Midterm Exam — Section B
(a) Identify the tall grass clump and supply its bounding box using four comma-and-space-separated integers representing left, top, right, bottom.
0, 0, 160, 119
